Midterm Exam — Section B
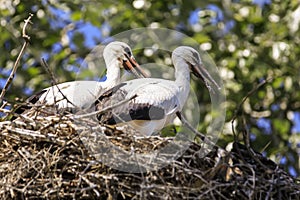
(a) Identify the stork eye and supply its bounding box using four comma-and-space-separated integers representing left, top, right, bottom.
192, 52, 200, 62
124, 47, 132, 57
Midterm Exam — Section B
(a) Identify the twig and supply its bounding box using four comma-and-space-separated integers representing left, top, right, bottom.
5, 126, 64, 145
241, 115, 270, 171
41, 58, 78, 111
72, 94, 138, 119
0, 101, 9, 118
176, 111, 223, 150
73, 160, 99, 199
229, 77, 277, 172
231, 77, 273, 140
0, 13, 34, 103
6, 127, 45, 139
22, 14, 33, 42
0, 100, 8, 110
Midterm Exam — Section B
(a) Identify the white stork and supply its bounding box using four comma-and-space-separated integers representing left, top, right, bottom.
95, 46, 220, 136
15, 41, 147, 116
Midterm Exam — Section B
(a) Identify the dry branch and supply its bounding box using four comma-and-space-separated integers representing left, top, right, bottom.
231, 77, 273, 139
0, 13, 33, 103
40, 58, 78, 110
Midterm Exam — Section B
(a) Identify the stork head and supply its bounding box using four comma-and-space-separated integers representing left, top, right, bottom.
103, 41, 147, 78
172, 46, 221, 93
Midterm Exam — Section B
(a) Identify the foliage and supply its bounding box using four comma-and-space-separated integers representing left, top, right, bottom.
0, 0, 299, 177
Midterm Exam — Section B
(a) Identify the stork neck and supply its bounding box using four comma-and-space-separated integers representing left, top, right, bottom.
174, 59, 191, 107
174, 59, 191, 89
104, 58, 121, 87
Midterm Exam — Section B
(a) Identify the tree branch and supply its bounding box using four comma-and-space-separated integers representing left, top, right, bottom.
0, 13, 34, 103
41, 58, 78, 111
176, 111, 222, 149
72, 94, 138, 119
231, 77, 273, 140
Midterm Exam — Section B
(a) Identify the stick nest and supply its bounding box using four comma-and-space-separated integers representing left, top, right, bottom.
0, 110, 299, 200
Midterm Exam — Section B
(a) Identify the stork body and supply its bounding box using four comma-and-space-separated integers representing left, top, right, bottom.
96, 46, 220, 136
15, 41, 146, 115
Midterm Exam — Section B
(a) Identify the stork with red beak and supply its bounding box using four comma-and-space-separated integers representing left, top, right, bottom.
15, 41, 147, 116
96, 46, 220, 136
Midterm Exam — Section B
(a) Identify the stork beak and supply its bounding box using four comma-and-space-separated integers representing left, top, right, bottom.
123, 54, 148, 78
192, 63, 221, 93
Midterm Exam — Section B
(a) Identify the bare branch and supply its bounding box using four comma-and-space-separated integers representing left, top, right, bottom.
40, 58, 78, 111
72, 94, 138, 119
176, 111, 223, 150
0, 13, 34, 103
5, 126, 64, 145
231, 77, 273, 139
22, 13, 33, 42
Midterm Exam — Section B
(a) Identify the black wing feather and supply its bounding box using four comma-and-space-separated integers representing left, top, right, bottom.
95, 83, 165, 125
12, 89, 47, 119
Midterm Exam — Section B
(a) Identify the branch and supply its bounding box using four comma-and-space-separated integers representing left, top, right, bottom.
5, 126, 64, 145
176, 111, 223, 150
231, 77, 273, 139
22, 13, 33, 42
0, 13, 34, 103
72, 94, 138, 119
41, 58, 78, 110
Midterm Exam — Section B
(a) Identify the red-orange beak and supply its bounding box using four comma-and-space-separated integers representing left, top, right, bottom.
123, 54, 148, 78
191, 63, 221, 93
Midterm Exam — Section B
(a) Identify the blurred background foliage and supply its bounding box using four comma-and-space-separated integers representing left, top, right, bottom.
0, 0, 299, 177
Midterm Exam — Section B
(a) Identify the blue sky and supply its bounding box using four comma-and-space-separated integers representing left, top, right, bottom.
48, 6, 105, 49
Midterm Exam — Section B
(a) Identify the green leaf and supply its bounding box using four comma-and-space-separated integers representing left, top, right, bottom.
273, 119, 290, 139
71, 11, 82, 21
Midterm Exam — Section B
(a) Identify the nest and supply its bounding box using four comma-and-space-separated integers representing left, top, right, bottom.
0, 109, 299, 199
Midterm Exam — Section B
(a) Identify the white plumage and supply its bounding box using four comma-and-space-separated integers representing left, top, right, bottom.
16, 41, 146, 115
96, 46, 220, 136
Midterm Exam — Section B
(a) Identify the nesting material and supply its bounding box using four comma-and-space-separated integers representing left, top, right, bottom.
0, 108, 299, 199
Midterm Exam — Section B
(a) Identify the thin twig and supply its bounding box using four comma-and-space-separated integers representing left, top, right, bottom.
242, 115, 270, 171
41, 58, 78, 111
0, 100, 8, 110
5, 126, 64, 145
0, 13, 34, 103
229, 77, 276, 172
22, 14, 33, 42
72, 94, 137, 119
0, 101, 9, 118
176, 111, 223, 150
231, 77, 273, 140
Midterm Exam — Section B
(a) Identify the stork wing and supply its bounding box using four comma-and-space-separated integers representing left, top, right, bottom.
13, 81, 104, 118
13, 89, 47, 118
96, 78, 180, 125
